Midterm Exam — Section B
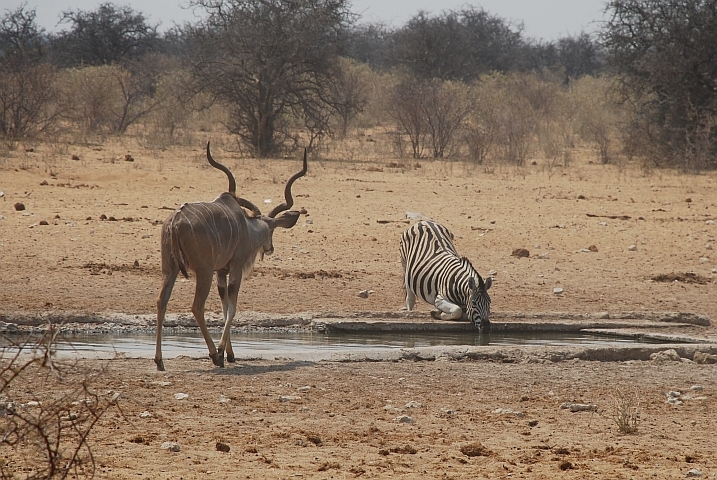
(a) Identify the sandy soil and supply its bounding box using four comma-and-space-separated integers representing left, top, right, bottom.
1, 136, 717, 478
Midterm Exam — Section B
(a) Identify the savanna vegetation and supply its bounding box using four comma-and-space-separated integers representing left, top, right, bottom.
1, 0, 716, 169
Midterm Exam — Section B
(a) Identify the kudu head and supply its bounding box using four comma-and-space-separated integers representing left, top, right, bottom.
206, 141, 307, 257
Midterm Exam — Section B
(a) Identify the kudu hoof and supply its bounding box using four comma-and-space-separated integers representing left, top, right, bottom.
211, 352, 225, 368
226, 354, 236, 363
154, 358, 165, 371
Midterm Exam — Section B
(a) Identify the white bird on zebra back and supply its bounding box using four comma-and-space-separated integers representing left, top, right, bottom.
154, 142, 307, 371
400, 220, 493, 331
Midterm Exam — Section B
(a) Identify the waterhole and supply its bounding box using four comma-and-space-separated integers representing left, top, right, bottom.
1, 329, 683, 361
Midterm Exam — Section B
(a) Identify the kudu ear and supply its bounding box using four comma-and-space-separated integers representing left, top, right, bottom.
266, 211, 300, 230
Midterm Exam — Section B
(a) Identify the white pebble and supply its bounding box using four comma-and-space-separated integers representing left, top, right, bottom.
395, 415, 414, 424
404, 401, 422, 408
278, 395, 301, 402
139, 411, 152, 418
706, 220, 715, 225
553, 287, 563, 294
173, 393, 189, 400
687, 468, 703, 477
628, 245, 638, 251
161, 441, 180, 452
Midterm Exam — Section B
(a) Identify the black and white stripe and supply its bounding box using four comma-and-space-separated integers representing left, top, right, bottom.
400, 220, 492, 331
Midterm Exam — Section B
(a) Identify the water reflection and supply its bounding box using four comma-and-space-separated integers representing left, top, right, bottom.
1, 330, 670, 360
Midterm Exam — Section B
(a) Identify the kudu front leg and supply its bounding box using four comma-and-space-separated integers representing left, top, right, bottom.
217, 273, 242, 364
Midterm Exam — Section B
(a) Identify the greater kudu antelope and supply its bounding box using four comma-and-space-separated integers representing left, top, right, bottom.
154, 142, 307, 371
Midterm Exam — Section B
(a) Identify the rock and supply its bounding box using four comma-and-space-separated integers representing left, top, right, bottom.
405, 212, 431, 221
650, 349, 681, 363
693, 352, 717, 364
493, 408, 523, 417
278, 395, 300, 402
687, 468, 703, 477
219, 394, 230, 403
216, 442, 230, 453
161, 441, 180, 452
357, 290, 369, 298
404, 401, 422, 408
173, 393, 189, 400
588, 244, 598, 252
395, 415, 414, 424
628, 245, 638, 251
511, 248, 530, 258
699, 257, 709, 262
706, 220, 715, 225
560, 402, 597, 412
553, 287, 564, 295
297, 386, 311, 392
72, 154, 80, 160
139, 411, 152, 418
537, 252, 550, 259
707, 244, 713, 250
124, 154, 134, 162
690, 385, 704, 391
13, 202, 25, 211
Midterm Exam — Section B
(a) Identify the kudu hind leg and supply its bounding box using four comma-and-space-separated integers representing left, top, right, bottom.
192, 269, 223, 367
155, 272, 178, 371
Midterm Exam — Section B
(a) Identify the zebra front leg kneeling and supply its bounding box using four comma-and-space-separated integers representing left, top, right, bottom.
431, 295, 463, 320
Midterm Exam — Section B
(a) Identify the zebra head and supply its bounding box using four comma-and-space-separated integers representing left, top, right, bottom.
466, 275, 492, 332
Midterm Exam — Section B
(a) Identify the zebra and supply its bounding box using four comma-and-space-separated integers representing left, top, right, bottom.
400, 220, 492, 331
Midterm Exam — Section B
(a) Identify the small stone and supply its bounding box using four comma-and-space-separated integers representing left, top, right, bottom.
687, 469, 703, 478
72, 154, 80, 160
39, 220, 49, 225
395, 415, 414, 424
537, 252, 550, 259
690, 385, 704, 391
297, 386, 311, 392
493, 408, 523, 417
707, 244, 713, 250
404, 401, 422, 408
712, 268, 717, 274
174, 393, 189, 400
599, 221, 607, 226
588, 244, 598, 252
305, 219, 313, 224
278, 395, 300, 402
628, 245, 638, 251
216, 442, 230, 453
706, 220, 715, 225
139, 411, 152, 418
560, 402, 597, 412
553, 287, 564, 295
693, 352, 717, 364
219, 394, 230, 403
161, 441, 180, 452
124, 154, 134, 162
650, 349, 681, 363
511, 248, 530, 258
13, 202, 25, 211
357, 290, 369, 298
699, 257, 709, 262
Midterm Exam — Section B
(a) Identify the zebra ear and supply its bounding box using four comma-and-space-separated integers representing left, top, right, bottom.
468, 276, 476, 290
484, 276, 492, 291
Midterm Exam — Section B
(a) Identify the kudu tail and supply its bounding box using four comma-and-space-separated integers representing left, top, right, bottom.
166, 215, 189, 279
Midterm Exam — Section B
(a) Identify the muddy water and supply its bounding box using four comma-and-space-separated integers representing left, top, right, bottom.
2, 330, 677, 361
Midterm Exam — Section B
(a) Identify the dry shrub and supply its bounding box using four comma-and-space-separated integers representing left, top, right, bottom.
612, 388, 640, 434
0, 328, 121, 479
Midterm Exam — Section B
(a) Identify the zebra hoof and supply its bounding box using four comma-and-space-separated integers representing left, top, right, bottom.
154, 358, 165, 371
211, 352, 225, 368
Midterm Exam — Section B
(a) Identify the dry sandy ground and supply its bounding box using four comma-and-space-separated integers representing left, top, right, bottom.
1, 136, 717, 478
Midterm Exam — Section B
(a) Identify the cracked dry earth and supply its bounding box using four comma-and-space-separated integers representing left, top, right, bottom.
1, 139, 717, 478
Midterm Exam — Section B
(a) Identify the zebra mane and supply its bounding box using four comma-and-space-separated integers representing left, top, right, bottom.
459, 256, 483, 281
